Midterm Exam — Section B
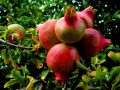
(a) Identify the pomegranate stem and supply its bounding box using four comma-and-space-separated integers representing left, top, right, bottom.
75, 60, 89, 71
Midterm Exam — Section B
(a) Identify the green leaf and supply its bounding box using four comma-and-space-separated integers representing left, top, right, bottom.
113, 10, 120, 19
26, 76, 36, 90
21, 66, 30, 77
109, 66, 120, 81
108, 51, 120, 63
112, 75, 120, 90
91, 56, 99, 64
4, 79, 17, 88
96, 65, 102, 85
82, 74, 91, 83
0, 26, 6, 30
76, 81, 86, 88
11, 69, 25, 84
102, 67, 109, 81
82, 0, 88, 8
85, 86, 101, 90
40, 69, 49, 80
96, 59, 106, 64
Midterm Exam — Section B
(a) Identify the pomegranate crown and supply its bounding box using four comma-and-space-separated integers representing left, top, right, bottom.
64, 7, 77, 24
64, 7, 76, 18
83, 6, 96, 19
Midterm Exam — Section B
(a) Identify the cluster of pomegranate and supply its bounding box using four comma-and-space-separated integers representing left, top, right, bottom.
36, 6, 110, 85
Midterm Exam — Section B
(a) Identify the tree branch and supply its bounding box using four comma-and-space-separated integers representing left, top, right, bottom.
0, 38, 32, 49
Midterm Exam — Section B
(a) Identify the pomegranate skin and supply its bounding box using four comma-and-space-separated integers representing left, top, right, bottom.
55, 7, 86, 44
46, 43, 80, 82
37, 19, 60, 50
77, 28, 102, 57
99, 38, 111, 50
77, 6, 96, 28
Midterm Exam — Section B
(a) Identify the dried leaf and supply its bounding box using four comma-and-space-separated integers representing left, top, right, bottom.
34, 59, 43, 69
32, 43, 41, 51
32, 34, 39, 43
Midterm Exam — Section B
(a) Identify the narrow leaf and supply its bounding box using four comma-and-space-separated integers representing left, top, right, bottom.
109, 66, 120, 81
76, 60, 89, 71
40, 69, 49, 80
4, 79, 17, 88
26, 76, 36, 90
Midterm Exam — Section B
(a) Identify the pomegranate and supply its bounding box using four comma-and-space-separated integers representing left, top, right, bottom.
46, 43, 80, 84
37, 19, 60, 50
77, 28, 110, 57
55, 7, 86, 44
4, 24, 25, 42
77, 6, 96, 28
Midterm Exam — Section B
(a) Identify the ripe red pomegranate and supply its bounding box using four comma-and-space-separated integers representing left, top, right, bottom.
55, 7, 86, 44
77, 6, 96, 28
46, 43, 80, 84
77, 28, 110, 57
4, 24, 25, 43
37, 19, 60, 50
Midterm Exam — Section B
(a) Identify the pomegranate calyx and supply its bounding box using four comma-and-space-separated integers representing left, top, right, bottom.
83, 6, 96, 20
64, 7, 77, 24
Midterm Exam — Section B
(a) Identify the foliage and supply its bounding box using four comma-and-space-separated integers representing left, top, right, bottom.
0, 0, 120, 90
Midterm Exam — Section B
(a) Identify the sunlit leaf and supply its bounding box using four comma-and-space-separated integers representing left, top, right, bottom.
40, 69, 49, 80
91, 56, 99, 64
32, 43, 41, 51
96, 65, 102, 85
82, 74, 91, 83
102, 67, 109, 81
76, 81, 86, 88
26, 76, 36, 90
90, 71, 96, 76
4, 79, 17, 88
97, 59, 106, 64
108, 51, 120, 63
32, 34, 39, 43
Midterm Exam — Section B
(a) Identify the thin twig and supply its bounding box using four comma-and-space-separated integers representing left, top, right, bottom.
0, 38, 32, 49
